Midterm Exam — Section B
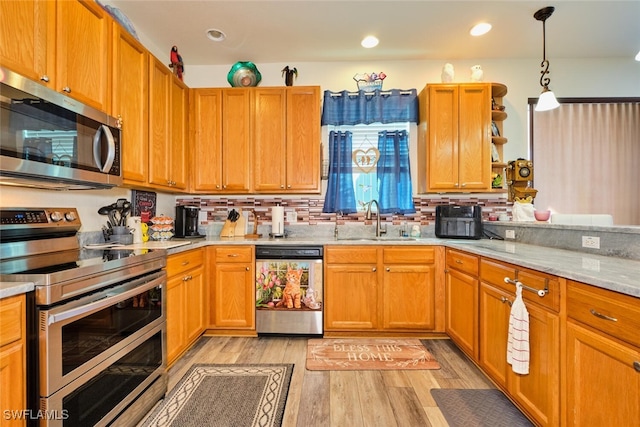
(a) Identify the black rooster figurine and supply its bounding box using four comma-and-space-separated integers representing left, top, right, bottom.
281, 66, 297, 86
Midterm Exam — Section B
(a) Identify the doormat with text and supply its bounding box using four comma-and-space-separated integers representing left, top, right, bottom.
306, 338, 440, 371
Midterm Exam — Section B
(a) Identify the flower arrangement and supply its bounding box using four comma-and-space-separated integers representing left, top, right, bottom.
256, 266, 283, 307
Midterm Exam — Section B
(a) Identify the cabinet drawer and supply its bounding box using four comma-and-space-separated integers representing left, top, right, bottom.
567, 280, 640, 348
481, 259, 559, 312
446, 249, 479, 276
215, 246, 253, 263
0, 295, 24, 347
383, 247, 435, 264
167, 249, 204, 277
325, 246, 377, 264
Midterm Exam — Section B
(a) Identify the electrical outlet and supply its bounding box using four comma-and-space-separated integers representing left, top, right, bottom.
582, 236, 600, 249
505, 230, 515, 239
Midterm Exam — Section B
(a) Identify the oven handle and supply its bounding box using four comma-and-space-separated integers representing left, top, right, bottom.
46, 273, 164, 326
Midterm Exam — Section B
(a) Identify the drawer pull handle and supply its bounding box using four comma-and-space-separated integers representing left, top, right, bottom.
501, 296, 513, 306
181, 261, 189, 266
455, 259, 463, 264
228, 254, 239, 257
634, 361, 640, 373
590, 309, 617, 322
504, 277, 547, 297
182, 275, 192, 281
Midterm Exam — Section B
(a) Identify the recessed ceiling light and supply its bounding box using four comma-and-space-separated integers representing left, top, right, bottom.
470, 23, 492, 36
206, 28, 226, 42
361, 35, 379, 48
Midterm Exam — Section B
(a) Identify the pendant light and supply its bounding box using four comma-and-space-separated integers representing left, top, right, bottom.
534, 6, 560, 112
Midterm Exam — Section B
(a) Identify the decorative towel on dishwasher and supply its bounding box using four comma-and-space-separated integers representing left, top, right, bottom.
507, 282, 530, 374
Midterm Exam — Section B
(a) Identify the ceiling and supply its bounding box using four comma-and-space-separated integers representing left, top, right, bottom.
108, 1, 640, 66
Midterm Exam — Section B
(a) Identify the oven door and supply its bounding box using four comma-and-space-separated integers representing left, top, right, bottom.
39, 270, 165, 397
41, 327, 165, 427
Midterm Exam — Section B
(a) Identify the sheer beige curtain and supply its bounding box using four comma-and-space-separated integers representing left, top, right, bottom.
532, 101, 640, 225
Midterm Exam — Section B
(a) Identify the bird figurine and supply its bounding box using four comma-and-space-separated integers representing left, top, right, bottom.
441, 63, 454, 82
169, 46, 184, 81
281, 66, 298, 86
470, 65, 484, 82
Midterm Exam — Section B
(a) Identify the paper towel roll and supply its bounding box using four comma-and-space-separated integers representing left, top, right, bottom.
271, 206, 284, 236
127, 216, 143, 243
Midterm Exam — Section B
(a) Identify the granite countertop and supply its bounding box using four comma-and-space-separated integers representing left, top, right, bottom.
162, 235, 640, 299
3, 235, 638, 300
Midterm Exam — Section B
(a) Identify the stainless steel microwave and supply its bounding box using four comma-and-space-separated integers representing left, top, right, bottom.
0, 67, 122, 190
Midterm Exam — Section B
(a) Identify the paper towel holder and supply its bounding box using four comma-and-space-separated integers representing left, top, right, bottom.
270, 204, 285, 238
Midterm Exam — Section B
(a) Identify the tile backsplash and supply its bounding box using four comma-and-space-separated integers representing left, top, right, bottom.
177, 195, 512, 226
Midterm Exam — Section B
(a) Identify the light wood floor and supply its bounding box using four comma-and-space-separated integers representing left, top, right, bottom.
157, 336, 497, 427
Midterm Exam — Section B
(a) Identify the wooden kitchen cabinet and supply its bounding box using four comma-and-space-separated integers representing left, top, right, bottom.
479, 258, 560, 427
324, 246, 379, 332
0, 294, 27, 427
418, 83, 498, 192
444, 249, 479, 360
565, 280, 640, 427
253, 86, 320, 193
0, 0, 110, 112
0, 0, 55, 87
148, 56, 188, 192
56, 0, 111, 112
381, 247, 437, 331
208, 246, 255, 332
112, 23, 149, 186
166, 249, 205, 365
190, 88, 251, 193
324, 246, 438, 334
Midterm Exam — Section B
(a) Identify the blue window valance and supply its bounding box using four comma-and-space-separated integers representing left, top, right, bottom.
321, 89, 418, 126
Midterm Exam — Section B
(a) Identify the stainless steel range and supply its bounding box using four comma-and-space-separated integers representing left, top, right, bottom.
0, 208, 167, 427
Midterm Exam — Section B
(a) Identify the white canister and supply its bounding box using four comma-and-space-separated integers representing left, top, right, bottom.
127, 216, 143, 243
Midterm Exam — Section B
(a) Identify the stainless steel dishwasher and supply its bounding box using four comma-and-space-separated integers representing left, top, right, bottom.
255, 246, 323, 335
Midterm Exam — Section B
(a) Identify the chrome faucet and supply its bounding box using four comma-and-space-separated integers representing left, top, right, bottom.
365, 199, 387, 237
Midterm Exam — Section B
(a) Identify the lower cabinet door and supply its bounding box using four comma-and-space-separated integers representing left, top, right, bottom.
445, 269, 478, 359
324, 264, 378, 331
566, 321, 640, 427
382, 264, 435, 330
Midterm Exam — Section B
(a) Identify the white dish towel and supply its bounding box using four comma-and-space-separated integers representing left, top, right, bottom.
507, 282, 530, 374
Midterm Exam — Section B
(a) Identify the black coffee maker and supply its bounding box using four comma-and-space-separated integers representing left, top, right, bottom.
175, 206, 203, 238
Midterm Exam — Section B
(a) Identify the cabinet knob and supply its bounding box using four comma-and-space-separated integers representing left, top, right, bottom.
372, 267, 377, 272
280, 184, 285, 189
386, 267, 390, 272
634, 361, 640, 373
287, 185, 291, 189
246, 267, 250, 271
41, 75, 50, 82
461, 183, 467, 187
454, 183, 459, 187
216, 185, 221, 189
500, 296, 512, 306
223, 185, 227, 189
62, 86, 71, 93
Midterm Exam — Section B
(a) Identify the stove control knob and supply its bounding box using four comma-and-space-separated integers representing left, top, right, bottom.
49, 211, 63, 222
64, 211, 77, 222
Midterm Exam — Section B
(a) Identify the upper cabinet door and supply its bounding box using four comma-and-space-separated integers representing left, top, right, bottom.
148, 56, 172, 188
427, 84, 459, 190
56, 0, 111, 111
112, 25, 149, 185
221, 89, 252, 193
253, 88, 287, 192
286, 86, 321, 192
191, 89, 223, 192
169, 77, 188, 190
0, 0, 55, 86
457, 84, 491, 190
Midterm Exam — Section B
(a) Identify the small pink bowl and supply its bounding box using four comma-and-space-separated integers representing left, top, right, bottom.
534, 210, 551, 221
